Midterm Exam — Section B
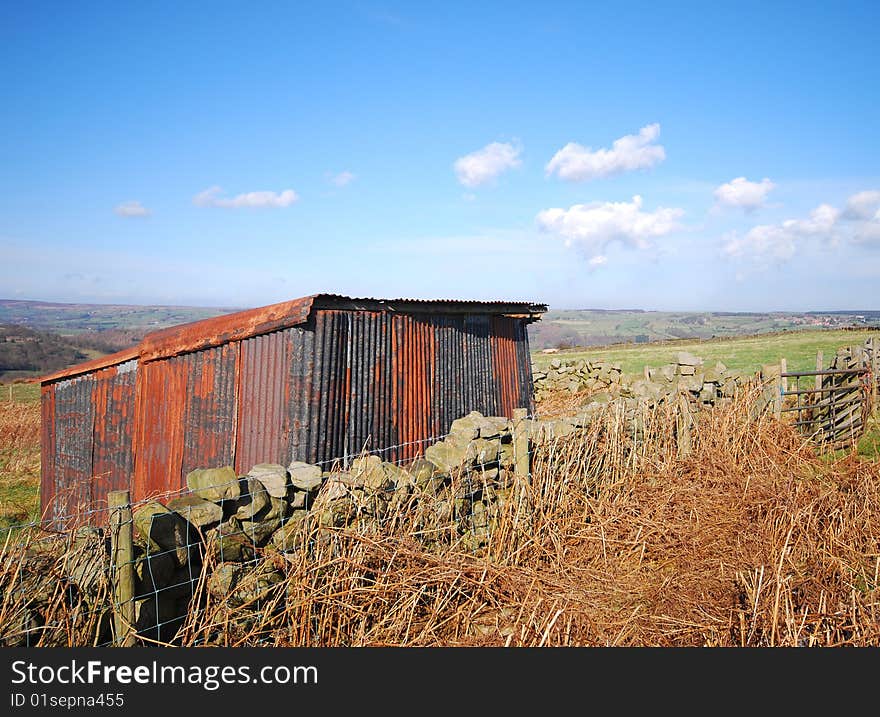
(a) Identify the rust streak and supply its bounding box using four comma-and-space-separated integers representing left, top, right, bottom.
140, 296, 316, 362
40, 347, 138, 384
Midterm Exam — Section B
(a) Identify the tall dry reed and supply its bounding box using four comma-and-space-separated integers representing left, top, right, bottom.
2, 386, 878, 646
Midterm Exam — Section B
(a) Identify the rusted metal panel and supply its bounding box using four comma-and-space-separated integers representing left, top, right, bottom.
323, 309, 350, 466
305, 309, 517, 464
236, 329, 291, 473
39, 384, 56, 524
48, 374, 95, 526
139, 296, 315, 362
313, 295, 547, 317
40, 346, 139, 384
40, 360, 137, 526
180, 343, 238, 478
90, 360, 137, 520
516, 319, 536, 414
133, 356, 187, 501
133, 345, 238, 501
490, 315, 519, 418
288, 320, 315, 464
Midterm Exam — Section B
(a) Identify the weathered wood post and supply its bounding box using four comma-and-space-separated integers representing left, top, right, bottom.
677, 393, 692, 458
872, 336, 878, 414
815, 350, 823, 393
512, 407, 530, 481
109, 490, 135, 647
780, 358, 788, 393
773, 368, 782, 421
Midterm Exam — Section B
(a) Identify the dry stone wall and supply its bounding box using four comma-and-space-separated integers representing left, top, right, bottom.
534, 352, 749, 426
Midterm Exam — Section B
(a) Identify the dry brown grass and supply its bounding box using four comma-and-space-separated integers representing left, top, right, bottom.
0, 397, 41, 525
2, 386, 879, 647
142, 389, 880, 647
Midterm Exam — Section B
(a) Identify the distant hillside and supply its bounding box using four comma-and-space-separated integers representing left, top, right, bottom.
528, 309, 880, 350
0, 299, 239, 335
0, 324, 95, 382
0, 300, 245, 381
4, 299, 879, 363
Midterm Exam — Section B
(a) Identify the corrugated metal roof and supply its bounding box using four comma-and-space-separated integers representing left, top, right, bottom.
313, 294, 547, 315
41, 294, 546, 383
40, 347, 140, 384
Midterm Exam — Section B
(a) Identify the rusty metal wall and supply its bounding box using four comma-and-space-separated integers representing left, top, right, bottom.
296, 310, 530, 464
133, 345, 238, 500
50, 375, 94, 524
39, 385, 55, 523
46, 307, 537, 509
237, 328, 292, 474
40, 359, 137, 526
90, 362, 138, 509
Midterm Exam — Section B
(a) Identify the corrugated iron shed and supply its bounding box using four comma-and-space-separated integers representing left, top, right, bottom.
39, 293, 546, 525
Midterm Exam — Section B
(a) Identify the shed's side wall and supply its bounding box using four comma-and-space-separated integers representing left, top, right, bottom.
304, 310, 530, 463
47, 310, 536, 508
91, 362, 138, 511
39, 385, 55, 523
133, 345, 239, 500
237, 327, 295, 474
40, 360, 137, 526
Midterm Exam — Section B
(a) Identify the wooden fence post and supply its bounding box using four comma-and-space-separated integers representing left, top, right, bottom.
512, 407, 530, 481
109, 490, 135, 647
780, 358, 788, 393
677, 393, 692, 458
815, 350, 823, 393
774, 368, 782, 420
872, 336, 878, 414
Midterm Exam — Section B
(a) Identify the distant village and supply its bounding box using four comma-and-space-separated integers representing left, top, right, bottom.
787, 313, 871, 327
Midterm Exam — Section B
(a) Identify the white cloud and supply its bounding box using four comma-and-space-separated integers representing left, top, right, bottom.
721, 202, 841, 265
329, 171, 356, 188
536, 195, 684, 263
453, 142, 521, 188
114, 200, 150, 217
193, 186, 299, 208
713, 177, 775, 211
854, 221, 880, 244
545, 124, 665, 182
721, 226, 796, 263
788, 203, 840, 235
842, 190, 880, 220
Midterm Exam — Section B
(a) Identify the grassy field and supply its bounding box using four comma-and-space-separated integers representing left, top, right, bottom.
528, 308, 880, 349
0, 382, 40, 529
0, 299, 238, 334
531, 328, 880, 377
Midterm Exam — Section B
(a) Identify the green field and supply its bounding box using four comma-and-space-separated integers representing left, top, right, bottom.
0, 299, 238, 334
2, 383, 40, 403
528, 308, 880, 349
0, 382, 41, 528
531, 328, 880, 377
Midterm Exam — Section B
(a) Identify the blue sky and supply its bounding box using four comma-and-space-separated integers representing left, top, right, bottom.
1, 1, 879, 311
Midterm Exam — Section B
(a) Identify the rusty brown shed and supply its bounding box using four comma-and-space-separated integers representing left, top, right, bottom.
39, 294, 546, 524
